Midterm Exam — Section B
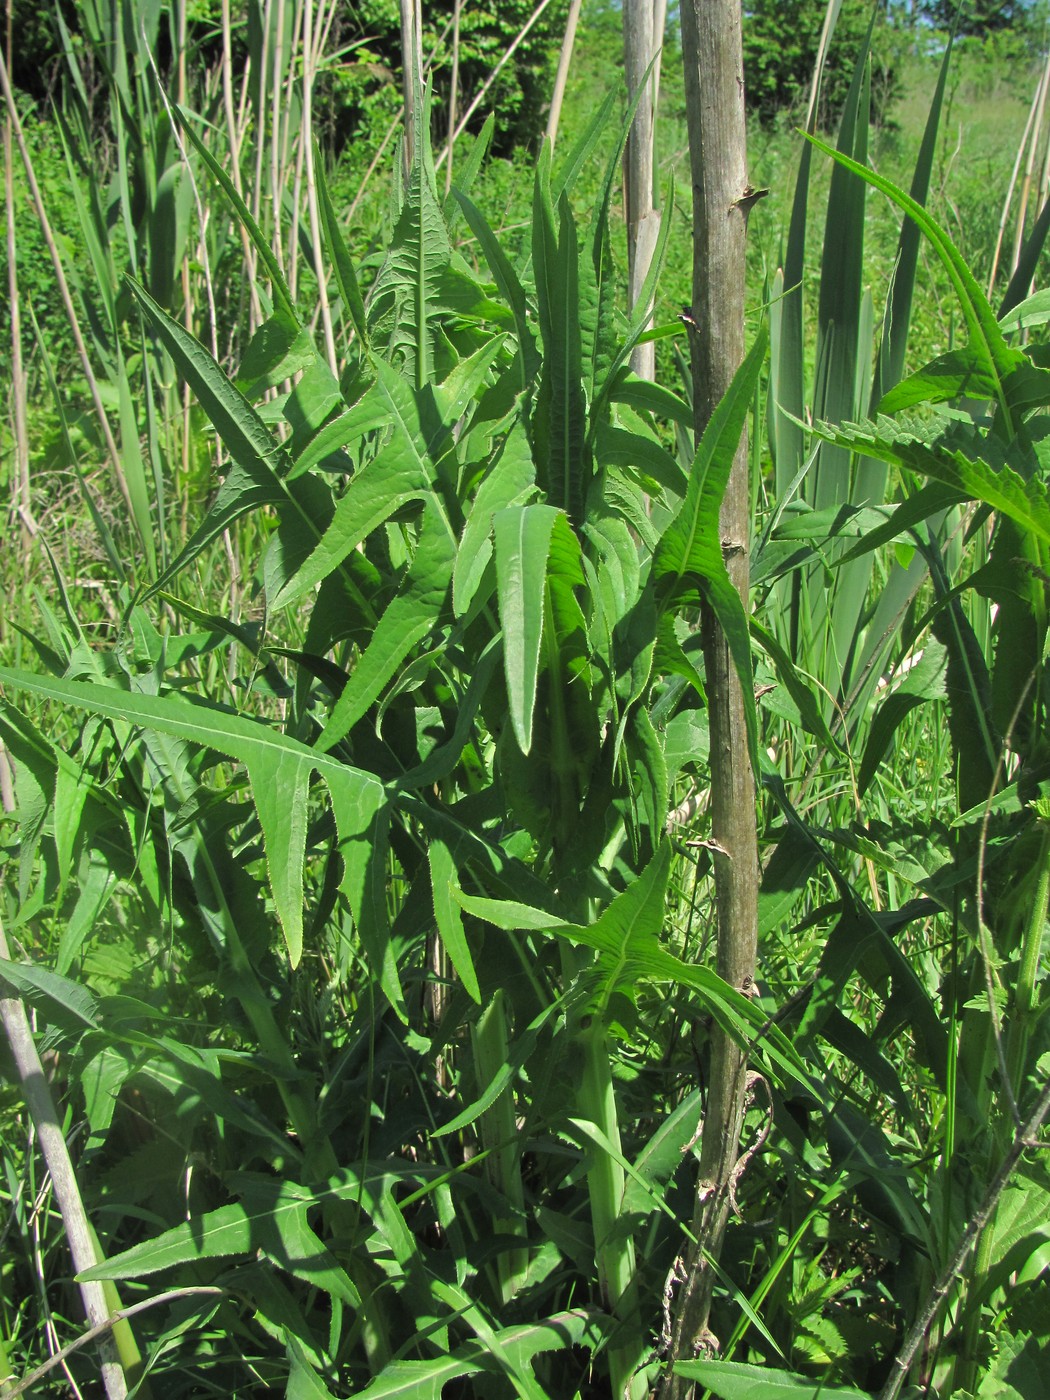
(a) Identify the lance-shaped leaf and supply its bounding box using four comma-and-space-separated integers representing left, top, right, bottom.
126, 279, 335, 599
493, 503, 561, 754
80, 1174, 359, 1304
653, 330, 768, 770
806, 131, 1021, 430
347, 1310, 606, 1400
453, 421, 536, 617
0, 671, 394, 997
428, 838, 481, 1004
314, 145, 368, 348
673, 1358, 873, 1400
316, 498, 455, 753
274, 359, 458, 610
532, 146, 588, 523
173, 103, 298, 325
455, 842, 810, 1091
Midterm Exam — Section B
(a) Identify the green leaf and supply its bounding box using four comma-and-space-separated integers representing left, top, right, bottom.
428, 840, 481, 1004
807, 414, 1050, 546
532, 148, 588, 522
880, 342, 1017, 413
454, 844, 810, 1089
0, 671, 390, 985
453, 421, 536, 617
454, 190, 539, 387
751, 617, 840, 753
806, 130, 1020, 430
0, 959, 99, 1030
493, 504, 561, 754
314, 147, 367, 348
316, 498, 455, 753
673, 1359, 873, 1399
859, 640, 947, 795
653, 329, 768, 771
285, 1335, 338, 1399
347, 1310, 606, 1399
80, 1175, 360, 1306
174, 103, 298, 324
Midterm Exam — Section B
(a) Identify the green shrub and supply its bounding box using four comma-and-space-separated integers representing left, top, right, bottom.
744, 0, 904, 127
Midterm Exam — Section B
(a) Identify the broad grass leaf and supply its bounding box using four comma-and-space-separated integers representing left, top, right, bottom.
428, 839, 481, 1004
0, 671, 390, 983
80, 1175, 360, 1305
314, 147, 368, 348
174, 103, 298, 324
493, 503, 560, 754
316, 498, 455, 753
347, 1310, 606, 1400
674, 1359, 872, 1399
115, 350, 157, 575
870, 25, 955, 407
0, 958, 99, 1031
653, 329, 768, 771
806, 132, 1020, 427
453, 421, 536, 617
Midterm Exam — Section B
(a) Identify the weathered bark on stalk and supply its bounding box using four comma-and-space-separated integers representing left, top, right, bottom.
622, 0, 663, 381
399, 0, 423, 177
659, 3, 758, 1393
545, 0, 582, 150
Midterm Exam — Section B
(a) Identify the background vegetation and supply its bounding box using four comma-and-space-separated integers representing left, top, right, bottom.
2, 1, 1050, 1397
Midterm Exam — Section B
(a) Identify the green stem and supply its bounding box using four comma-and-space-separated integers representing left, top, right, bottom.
1006, 810, 1050, 1091
471, 988, 529, 1301
577, 1015, 648, 1400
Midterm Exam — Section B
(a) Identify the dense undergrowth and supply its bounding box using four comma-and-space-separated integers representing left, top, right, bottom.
1, 2, 1050, 1398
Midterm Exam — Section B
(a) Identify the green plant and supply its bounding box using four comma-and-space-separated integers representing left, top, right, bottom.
743, 0, 903, 129
0, 88, 812, 1397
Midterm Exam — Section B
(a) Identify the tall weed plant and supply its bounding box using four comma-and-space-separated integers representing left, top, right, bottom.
2, 7, 1050, 1400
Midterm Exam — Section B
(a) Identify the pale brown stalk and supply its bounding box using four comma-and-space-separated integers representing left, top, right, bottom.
659, 1, 757, 1391
302, 0, 338, 373
445, 0, 462, 195
4, 0, 32, 549
622, 0, 663, 381
545, 0, 582, 150
0, 906, 128, 1400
